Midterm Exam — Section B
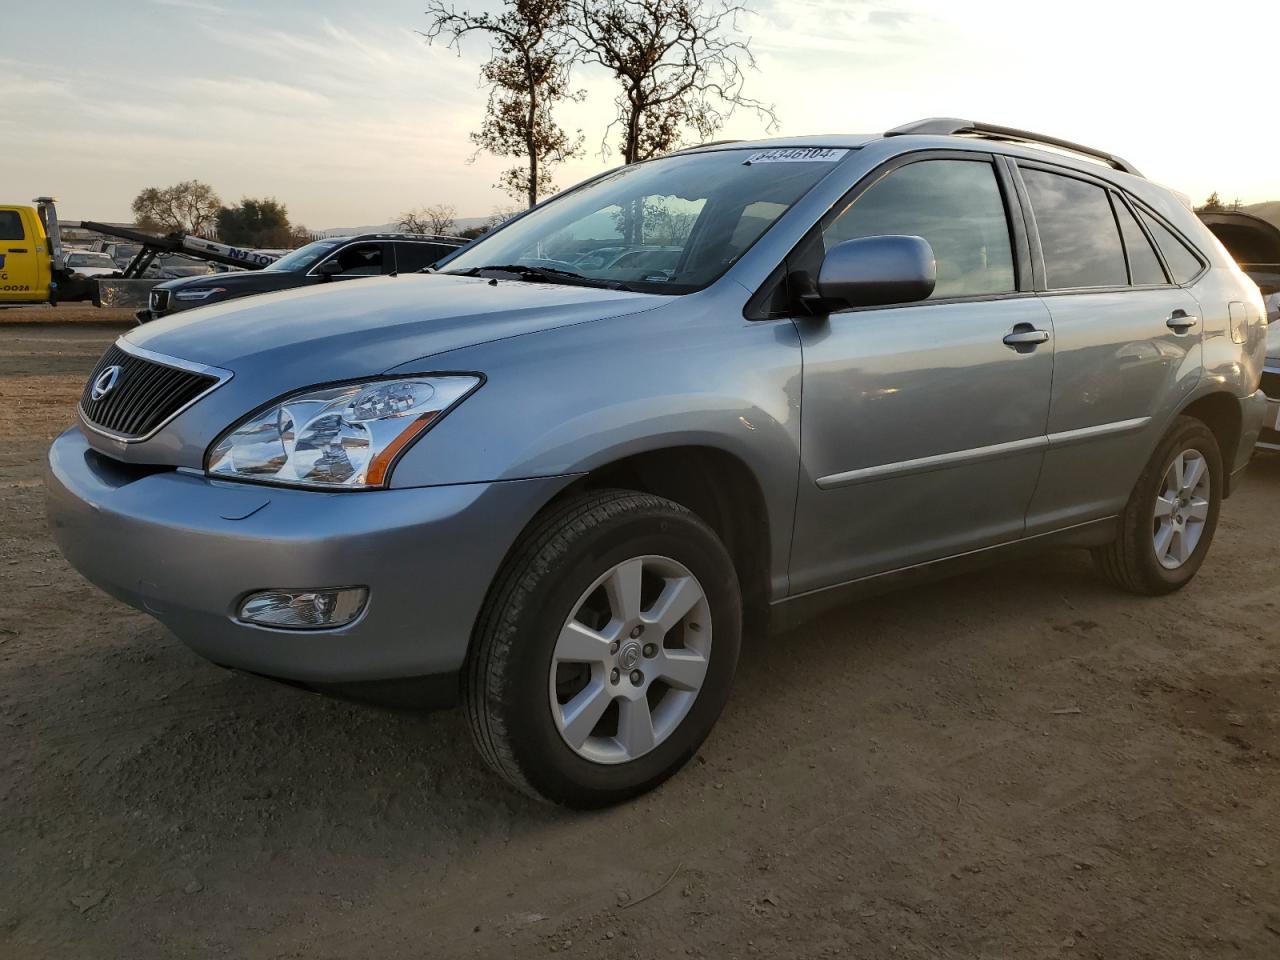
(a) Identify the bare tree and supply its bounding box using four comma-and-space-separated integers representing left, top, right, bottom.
131, 180, 222, 234
567, 0, 776, 165
424, 0, 583, 208
397, 203, 458, 235
486, 204, 524, 229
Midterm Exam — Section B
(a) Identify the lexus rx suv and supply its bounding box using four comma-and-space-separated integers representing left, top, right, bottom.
47, 119, 1270, 807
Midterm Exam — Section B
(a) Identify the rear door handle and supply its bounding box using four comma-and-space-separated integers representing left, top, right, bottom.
1003, 325, 1051, 349
1166, 310, 1198, 332
7, 248, 28, 254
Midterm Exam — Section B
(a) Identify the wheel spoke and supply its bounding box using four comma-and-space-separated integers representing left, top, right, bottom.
555, 621, 612, 665
1153, 521, 1174, 560
645, 575, 702, 634
1181, 455, 1205, 494
1172, 527, 1191, 564
604, 558, 644, 623
559, 680, 613, 749
1187, 497, 1209, 521
656, 648, 708, 691
1154, 495, 1176, 518
1171, 453, 1186, 492
618, 696, 656, 756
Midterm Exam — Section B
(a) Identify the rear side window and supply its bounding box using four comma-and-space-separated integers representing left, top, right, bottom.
1022, 169, 1127, 289
1138, 211, 1204, 284
1112, 199, 1167, 285
823, 159, 1015, 299
395, 242, 452, 272
0, 211, 25, 241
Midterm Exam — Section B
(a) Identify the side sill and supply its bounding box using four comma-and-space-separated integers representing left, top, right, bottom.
768, 516, 1118, 635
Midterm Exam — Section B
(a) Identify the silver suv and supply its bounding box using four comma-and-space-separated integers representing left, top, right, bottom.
47, 119, 1270, 806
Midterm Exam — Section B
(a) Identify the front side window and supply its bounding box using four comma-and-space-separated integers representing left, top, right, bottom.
823, 159, 1016, 299
441, 148, 847, 293
1022, 169, 1127, 289
1139, 210, 1204, 284
328, 242, 384, 276
0, 211, 24, 241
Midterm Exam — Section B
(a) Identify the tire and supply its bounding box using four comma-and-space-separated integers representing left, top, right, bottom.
464, 489, 742, 807
1092, 416, 1223, 595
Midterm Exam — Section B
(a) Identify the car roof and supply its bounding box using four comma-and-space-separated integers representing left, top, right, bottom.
331, 233, 467, 245
672, 120, 1147, 186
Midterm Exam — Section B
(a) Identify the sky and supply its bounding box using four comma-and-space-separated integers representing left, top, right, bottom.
2, 0, 1276, 228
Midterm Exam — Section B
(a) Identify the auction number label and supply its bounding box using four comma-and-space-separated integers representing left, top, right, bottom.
743, 148, 848, 164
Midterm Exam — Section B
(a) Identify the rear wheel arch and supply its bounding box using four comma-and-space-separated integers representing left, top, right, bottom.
1175, 391, 1242, 495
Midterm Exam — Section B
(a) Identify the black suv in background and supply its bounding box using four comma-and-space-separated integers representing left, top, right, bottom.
139, 233, 468, 322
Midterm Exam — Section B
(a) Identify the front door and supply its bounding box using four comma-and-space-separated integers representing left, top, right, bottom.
0, 209, 39, 303
786, 155, 1055, 594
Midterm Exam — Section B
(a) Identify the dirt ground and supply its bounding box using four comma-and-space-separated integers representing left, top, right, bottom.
2, 322, 1278, 959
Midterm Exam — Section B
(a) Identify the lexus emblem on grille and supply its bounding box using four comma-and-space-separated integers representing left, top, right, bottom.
90, 365, 122, 402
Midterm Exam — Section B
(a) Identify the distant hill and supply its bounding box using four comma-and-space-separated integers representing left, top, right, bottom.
1243, 201, 1280, 230
316, 216, 489, 237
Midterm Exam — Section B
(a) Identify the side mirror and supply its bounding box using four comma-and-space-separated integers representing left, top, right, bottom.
816, 235, 936, 309
317, 259, 342, 278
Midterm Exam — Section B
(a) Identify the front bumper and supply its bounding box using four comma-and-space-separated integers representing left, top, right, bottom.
46, 426, 571, 686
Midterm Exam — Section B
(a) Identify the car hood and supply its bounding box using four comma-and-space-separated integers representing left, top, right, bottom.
126, 273, 666, 383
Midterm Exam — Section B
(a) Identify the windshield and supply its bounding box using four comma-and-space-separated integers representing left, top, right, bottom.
265, 238, 342, 273
440, 148, 850, 293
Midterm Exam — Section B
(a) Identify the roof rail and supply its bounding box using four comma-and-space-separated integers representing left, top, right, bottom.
884, 118, 1143, 178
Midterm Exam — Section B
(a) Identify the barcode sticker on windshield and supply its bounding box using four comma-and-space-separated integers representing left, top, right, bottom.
743, 148, 848, 164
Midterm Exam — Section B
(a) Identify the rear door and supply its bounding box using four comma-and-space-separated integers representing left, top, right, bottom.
1013, 162, 1203, 533
786, 153, 1056, 593
0, 208, 39, 302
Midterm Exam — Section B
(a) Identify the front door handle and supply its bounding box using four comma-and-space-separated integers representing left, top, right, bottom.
1003, 324, 1051, 350
1166, 310, 1198, 332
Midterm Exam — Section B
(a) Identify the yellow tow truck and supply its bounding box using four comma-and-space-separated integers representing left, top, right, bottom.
0, 197, 83, 306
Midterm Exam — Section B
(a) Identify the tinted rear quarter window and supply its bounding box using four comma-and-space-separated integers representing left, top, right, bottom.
1112, 199, 1167, 285
0, 211, 25, 241
395, 242, 454, 272
1021, 168, 1127, 289
1138, 211, 1204, 284
824, 158, 1015, 299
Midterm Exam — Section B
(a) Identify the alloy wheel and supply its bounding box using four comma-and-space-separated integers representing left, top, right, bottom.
548, 555, 712, 764
1153, 448, 1211, 570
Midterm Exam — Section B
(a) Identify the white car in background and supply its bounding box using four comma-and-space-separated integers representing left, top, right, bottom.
63, 251, 121, 278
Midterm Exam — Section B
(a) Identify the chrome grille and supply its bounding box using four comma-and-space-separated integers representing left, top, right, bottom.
79, 344, 221, 441
149, 288, 170, 312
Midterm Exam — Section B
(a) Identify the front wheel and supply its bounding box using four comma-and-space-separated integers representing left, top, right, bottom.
464, 490, 741, 807
1093, 416, 1223, 595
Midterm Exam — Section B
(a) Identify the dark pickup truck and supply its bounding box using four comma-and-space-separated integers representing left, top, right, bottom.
139, 233, 467, 322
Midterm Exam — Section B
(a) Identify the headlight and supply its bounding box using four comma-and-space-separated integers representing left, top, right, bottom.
206, 375, 481, 488
174, 287, 226, 301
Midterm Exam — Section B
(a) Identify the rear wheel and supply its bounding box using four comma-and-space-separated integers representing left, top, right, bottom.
465, 490, 741, 807
1092, 417, 1222, 595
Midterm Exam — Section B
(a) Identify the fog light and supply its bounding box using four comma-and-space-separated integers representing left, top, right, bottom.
238, 587, 368, 629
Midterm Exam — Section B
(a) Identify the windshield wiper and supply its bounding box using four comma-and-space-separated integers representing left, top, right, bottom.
446, 264, 630, 290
